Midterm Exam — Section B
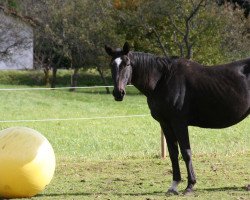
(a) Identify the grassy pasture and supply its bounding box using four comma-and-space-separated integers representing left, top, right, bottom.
0, 70, 249, 199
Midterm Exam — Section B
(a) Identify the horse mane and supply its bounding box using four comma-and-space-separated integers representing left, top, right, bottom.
130, 52, 174, 86
130, 52, 173, 72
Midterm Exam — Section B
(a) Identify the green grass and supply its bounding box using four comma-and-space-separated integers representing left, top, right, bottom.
0, 70, 249, 199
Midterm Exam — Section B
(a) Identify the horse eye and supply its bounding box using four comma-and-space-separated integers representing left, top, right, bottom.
119, 65, 125, 71
119, 62, 126, 68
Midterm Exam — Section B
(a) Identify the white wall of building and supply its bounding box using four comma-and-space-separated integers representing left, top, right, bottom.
0, 11, 33, 70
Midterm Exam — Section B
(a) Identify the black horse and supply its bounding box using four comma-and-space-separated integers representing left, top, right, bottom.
105, 42, 250, 195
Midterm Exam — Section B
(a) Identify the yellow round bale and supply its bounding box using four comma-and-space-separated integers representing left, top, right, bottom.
0, 127, 56, 198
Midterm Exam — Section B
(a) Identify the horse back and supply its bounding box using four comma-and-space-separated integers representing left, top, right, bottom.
176, 57, 250, 128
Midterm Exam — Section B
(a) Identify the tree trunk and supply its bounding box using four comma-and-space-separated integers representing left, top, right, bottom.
97, 65, 110, 94
70, 68, 79, 91
51, 53, 63, 88
51, 66, 57, 88
43, 66, 50, 87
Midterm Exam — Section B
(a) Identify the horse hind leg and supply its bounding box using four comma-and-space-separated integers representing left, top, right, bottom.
242, 64, 250, 77
181, 149, 196, 195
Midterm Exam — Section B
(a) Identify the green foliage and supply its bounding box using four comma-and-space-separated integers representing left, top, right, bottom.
12, 0, 250, 72
115, 0, 249, 64
0, 69, 112, 87
35, 0, 123, 68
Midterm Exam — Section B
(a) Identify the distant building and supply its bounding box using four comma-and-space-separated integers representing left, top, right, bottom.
0, 6, 34, 70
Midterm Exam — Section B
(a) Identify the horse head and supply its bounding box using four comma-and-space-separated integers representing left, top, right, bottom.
105, 42, 132, 101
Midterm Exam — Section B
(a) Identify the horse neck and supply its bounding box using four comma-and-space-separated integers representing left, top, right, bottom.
129, 52, 170, 96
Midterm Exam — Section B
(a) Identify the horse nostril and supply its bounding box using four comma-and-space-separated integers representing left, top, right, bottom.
121, 90, 125, 96
112, 88, 125, 101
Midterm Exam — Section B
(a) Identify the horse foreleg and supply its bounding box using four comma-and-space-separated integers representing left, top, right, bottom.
161, 123, 181, 195
171, 120, 196, 195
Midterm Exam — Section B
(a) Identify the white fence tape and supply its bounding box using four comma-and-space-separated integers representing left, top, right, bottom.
0, 114, 150, 123
0, 85, 147, 123
0, 85, 134, 91
0, 85, 166, 157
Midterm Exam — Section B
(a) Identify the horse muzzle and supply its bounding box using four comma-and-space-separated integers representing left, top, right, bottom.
113, 89, 125, 101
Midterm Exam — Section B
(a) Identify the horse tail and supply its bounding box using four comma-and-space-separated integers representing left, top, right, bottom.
241, 58, 250, 76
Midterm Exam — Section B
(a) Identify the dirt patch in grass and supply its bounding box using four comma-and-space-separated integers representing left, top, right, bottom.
31, 153, 250, 200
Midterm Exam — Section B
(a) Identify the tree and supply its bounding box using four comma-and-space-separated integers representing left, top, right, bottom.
55, 0, 122, 92
16, 0, 70, 86
12, 0, 249, 88
115, 0, 249, 64
115, 0, 211, 57
19, 0, 122, 91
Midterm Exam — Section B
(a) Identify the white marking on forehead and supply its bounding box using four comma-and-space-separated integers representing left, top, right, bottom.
114, 57, 122, 66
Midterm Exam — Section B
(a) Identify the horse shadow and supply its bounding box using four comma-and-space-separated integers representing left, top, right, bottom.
199, 186, 247, 191
0, 185, 246, 199
32, 186, 247, 198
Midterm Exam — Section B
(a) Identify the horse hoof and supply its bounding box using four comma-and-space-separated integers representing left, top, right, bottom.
183, 188, 194, 196
246, 184, 250, 191
166, 189, 179, 195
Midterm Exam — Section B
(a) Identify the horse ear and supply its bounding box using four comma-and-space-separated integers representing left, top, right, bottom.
123, 42, 130, 55
105, 45, 114, 57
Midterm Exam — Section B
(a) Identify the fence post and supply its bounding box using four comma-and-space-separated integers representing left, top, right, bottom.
161, 129, 167, 159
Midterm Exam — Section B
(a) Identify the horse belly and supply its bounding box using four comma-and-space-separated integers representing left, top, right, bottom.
189, 101, 249, 128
